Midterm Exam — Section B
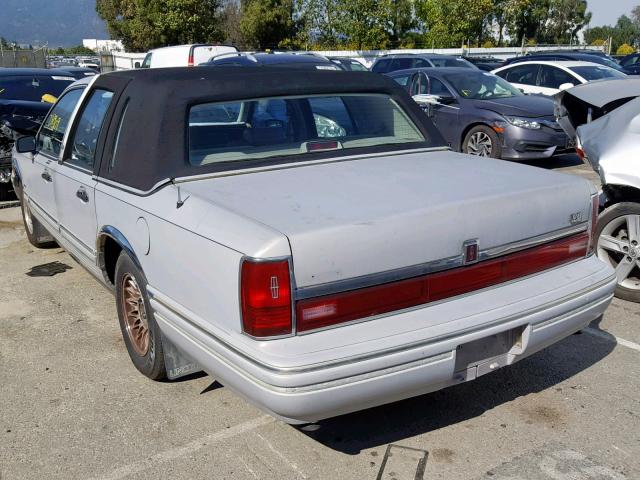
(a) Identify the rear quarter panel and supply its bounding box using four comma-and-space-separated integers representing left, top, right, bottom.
94, 183, 269, 337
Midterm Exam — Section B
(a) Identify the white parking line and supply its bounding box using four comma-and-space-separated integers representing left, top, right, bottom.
584, 327, 640, 353
91, 415, 274, 480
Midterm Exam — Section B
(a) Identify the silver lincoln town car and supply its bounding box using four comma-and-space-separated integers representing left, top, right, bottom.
11, 67, 616, 423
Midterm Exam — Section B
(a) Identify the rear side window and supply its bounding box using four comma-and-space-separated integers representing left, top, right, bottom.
66, 89, 114, 169
391, 74, 410, 87
37, 88, 84, 158
500, 64, 539, 85
188, 94, 426, 166
428, 78, 452, 96
371, 59, 391, 73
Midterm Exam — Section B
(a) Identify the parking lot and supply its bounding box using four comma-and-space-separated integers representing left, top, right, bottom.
1, 155, 639, 480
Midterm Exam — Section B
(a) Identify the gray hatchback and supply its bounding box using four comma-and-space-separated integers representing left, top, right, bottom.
388, 67, 572, 160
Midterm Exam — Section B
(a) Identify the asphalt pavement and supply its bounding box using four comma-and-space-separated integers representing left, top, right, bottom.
1, 156, 638, 480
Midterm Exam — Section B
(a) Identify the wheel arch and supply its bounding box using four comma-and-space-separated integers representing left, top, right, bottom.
601, 184, 640, 210
460, 122, 496, 151
96, 226, 142, 288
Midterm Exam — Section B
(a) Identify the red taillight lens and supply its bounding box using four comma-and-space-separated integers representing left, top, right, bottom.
575, 147, 585, 161
588, 194, 599, 255
241, 259, 292, 337
188, 53, 195, 66
296, 232, 589, 333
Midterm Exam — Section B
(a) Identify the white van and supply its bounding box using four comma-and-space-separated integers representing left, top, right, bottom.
139, 44, 238, 68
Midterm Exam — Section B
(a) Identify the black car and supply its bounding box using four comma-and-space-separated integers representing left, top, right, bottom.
0, 68, 75, 200
201, 52, 342, 70
387, 68, 570, 160
371, 53, 477, 74
327, 57, 368, 71
503, 51, 629, 74
617, 53, 640, 75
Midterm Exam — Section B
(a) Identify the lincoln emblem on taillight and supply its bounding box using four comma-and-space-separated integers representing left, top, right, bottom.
270, 276, 279, 299
463, 239, 479, 265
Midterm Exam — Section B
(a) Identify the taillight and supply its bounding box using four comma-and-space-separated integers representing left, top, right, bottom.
188, 53, 195, 66
575, 134, 585, 161
240, 259, 292, 337
296, 232, 589, 333
588, 194, 599, 255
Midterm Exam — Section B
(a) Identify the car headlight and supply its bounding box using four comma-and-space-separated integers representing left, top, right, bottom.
505, 116, 541, 130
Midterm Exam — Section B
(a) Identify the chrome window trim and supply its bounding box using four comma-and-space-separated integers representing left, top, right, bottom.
295, 224, 588, 301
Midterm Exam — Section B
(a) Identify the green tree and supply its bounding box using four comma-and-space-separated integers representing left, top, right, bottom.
96, 0, 224, 52
584, 14, 640, 52
240, 0, 297, 49
333, 0, 390, 49
416, 0, 493, 48
537, 0, 590, 44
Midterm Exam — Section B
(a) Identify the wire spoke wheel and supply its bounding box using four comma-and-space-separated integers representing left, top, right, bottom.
467, 131, 493, 157
120, 273, 151, 356
597, 214, 640, 290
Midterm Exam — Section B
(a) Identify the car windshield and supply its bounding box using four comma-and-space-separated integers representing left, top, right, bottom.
0, 75, 75, 101
569, 66, 626, 81
589, 56, 626, 71
188, 93, 427, 166
442, 72, 522, 100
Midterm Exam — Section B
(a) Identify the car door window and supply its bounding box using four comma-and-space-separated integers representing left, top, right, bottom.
539, 65, 576, 89
391, 58, 413, 71
37, 88, 84, 158
413, 58, 431, 68
371, 58, 391, 73
66, 89, 114, 170
391, 74, 410, 87
428, 77, 452, 96
501, 64, 539, 85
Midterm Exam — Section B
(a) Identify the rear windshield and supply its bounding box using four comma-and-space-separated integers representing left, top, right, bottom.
569, 66, 626, 81
188, 94, 426, 166
0, 75, 75, 101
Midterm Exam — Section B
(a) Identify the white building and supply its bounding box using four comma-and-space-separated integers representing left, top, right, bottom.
82, 39, 124, 53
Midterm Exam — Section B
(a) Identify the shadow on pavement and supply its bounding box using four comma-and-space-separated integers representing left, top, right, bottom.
300, 328, 615, 454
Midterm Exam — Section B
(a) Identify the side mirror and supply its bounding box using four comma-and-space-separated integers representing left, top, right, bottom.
16, 136, 36, 154
439, 95, 457, 105
134, 62, 141, 69
559, 82, 575, 91
412, 94, 440, 106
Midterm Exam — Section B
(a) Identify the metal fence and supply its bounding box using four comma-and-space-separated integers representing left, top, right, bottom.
0, 48, 47, 68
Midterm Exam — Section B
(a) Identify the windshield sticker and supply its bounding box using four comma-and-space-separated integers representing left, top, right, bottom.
461, 90, 471, 97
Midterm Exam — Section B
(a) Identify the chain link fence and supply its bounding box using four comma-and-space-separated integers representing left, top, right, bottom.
0, 48, 48, 68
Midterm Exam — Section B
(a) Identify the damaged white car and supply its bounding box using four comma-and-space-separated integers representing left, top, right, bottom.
557, 78, 640, 302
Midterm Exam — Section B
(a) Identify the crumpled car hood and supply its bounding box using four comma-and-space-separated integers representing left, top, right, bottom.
576, 96, 640, 190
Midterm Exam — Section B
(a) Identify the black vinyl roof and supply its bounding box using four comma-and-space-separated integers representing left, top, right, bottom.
89, 66, 443, 192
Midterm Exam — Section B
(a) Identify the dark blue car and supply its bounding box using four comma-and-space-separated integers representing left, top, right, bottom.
387, 68, 571, 160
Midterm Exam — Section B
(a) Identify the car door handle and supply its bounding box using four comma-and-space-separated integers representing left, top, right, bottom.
76, 187, 89, 203
41, 170, 52, 182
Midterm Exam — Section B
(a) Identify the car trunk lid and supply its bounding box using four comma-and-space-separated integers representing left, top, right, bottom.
181, 150, 593, 289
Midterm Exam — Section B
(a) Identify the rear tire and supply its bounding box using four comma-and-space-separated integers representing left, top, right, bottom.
115, 252, 166, 380
20, 193, 57, 248
595, 202, 640, 303
463, 125, 502, 159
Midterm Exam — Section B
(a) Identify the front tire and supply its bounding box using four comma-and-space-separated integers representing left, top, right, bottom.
115, 252, 166, 380
596, 202, 640, 302
463, 125, 502, 159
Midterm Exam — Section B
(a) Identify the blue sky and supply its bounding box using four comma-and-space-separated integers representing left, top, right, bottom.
589, 0, 636, 26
